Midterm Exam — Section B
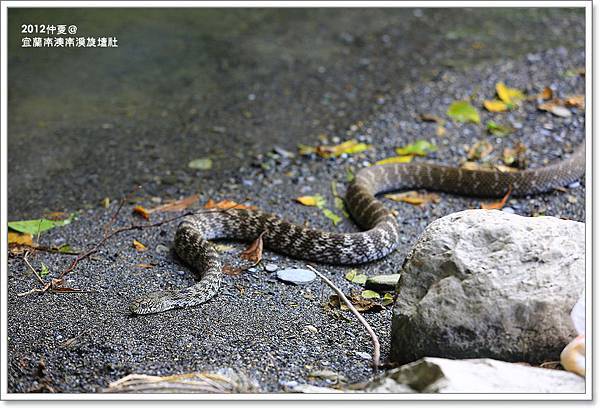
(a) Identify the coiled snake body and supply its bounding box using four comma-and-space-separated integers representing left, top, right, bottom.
130, 144, 585, 314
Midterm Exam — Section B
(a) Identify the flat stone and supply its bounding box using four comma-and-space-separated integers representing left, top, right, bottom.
264, 263, 278, 272
276, 268, 316, 285
365, 274, 400, 291
365, 357, 584, 393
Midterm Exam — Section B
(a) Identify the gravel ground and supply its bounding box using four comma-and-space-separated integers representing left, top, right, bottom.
7, 44, 586, 393
8, 8, 585, 219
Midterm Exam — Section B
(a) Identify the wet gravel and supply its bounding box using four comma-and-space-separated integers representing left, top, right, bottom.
7, 45, 586, 393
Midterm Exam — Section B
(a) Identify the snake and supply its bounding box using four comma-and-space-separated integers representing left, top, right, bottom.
129, 143, 585, 315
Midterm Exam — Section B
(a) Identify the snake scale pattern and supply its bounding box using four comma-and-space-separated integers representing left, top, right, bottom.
130, 143, 585, 314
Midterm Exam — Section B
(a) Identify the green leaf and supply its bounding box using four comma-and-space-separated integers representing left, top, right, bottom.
321, 208, 342, 226
346, 168, 355, 182
345, 269, 367, 285
188, 158, 213, 170
58, 244, 73, 253
395, 140, 437, 156
486, 121, 514, 137
8, 215, 74, 235
382, 292, 395, 306
39, 262, 49, 278
361, 289, 381, 299
447, 100, 481, 124
334, 197, 349, 218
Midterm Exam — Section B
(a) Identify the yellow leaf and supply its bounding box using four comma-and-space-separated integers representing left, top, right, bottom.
375, 155, 413, 165
8, 231, 33, 246
132, 239, 147, 252
496, 82, 524, 105
436, 125, 446, 137
295, 195, 325, 207
300, 139, 371, 159
483, 100, 508, 112
385, 191, 440, 206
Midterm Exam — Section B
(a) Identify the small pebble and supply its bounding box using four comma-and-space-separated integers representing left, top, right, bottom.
156, 244, 169, 255
276, 268, 316, 285
502, 207, 516, 214
355, 351, 371, 360
568, 181, 580, 189
304, 325, 318, 334
264, 263, 278, 272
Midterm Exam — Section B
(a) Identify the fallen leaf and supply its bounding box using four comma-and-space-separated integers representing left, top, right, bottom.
222, 265, 244, 276
395, 140, 438, 156
39, 262, 50, 278
101, 197, 111, 208
538, 101, 572, 118
188, 158, 213, 170
295, 195, 326, 207
8, 215, 74, 236
502, 143, 528, 169
564, 95, 585, 109
8, 231, 33, 245
539, 87, 553, 100
467, 140, 494, 160
375, 155, 413, 165
564, 67, 585, 77
436, 125, 446, 137
44, 211, 69, 221
132, 205, 151, 220
299, 139, 371, 159
132, 240, 147, 252
496, 82, 525, 106
486, 121, 514, 137
447, 100, 480, 124
321, 208, 342, 226
361, 289, 381, 299
204, 199, 257, 211
328, 294, 383, 313
483, 99, 508, 112
345, 269, 367, 285
419, 113, 445, 125
136, 263, 155, 269
384, 191, 440, 206
240, 231, 266, 265
382, 292, 395, 306
481, 187, 512, 210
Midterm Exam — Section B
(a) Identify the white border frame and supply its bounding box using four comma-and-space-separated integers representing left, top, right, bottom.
0, 0, 594, 401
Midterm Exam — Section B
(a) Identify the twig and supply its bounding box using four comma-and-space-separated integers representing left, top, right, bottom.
306, 264, 380, 371
22, 251, 46, 285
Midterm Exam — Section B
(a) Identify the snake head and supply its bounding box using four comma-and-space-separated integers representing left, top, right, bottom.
129, 290, 182, 315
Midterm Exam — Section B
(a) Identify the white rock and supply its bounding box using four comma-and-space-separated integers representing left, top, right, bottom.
391, 210, 584, 364
365, 357, 585, 393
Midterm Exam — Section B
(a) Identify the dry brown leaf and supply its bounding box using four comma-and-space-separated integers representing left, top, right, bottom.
327, 293, 383, 313
481, 187, 512, 210
132, 239, 147, 252
419, 113, 444, 124
222, 265, 244, 276
204, 199, 257, 211
133, 194, 200, 219
150, 194, 199, 213
384, 191, 440, 206
132, 205, 151, 220
564, 95, 585, 109
240, 231, 266, 265
467, 140, 494, 160
540, 87, 553, 100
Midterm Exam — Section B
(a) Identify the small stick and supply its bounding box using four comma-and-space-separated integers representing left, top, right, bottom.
306, 264, 380, 371
22, 251, 46, 286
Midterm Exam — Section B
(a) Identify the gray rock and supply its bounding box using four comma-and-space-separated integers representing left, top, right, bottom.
276, 268, 316, 285
365, 357, 584, 393
391, 210, 584, 364
365, 274, 400, 291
